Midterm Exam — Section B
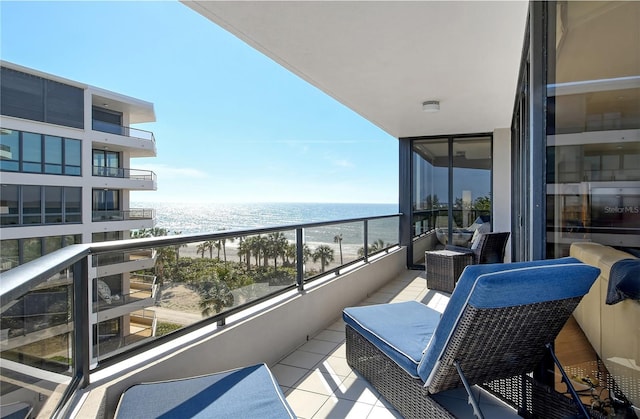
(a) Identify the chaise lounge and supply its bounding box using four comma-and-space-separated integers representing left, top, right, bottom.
343, 258, 601, 418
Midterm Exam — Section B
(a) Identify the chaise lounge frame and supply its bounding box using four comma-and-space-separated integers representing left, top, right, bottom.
344, 259, 602, 418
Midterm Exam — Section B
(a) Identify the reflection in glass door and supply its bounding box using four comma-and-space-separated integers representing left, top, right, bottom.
410, 135, 492, 265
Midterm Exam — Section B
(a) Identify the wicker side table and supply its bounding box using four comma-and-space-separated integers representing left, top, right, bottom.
425, 250, 474, 293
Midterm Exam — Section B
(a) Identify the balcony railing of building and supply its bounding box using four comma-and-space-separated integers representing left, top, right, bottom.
92, 208, 155, 222
92, 166, 156, 182
0, 213, 400, 417
92, 120, 156, 143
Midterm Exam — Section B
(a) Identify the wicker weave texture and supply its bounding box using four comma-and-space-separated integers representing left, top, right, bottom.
483, 374, 608, 419
427, 297, 583, 394
425, 251, 474, 293
346, 325, 455, 419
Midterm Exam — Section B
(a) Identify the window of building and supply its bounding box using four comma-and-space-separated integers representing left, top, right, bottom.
64, 187, 82, 223
92, 107, 123, 135
0, 184, 82, 226
65, 138, 81, 175
23, 185, 42, 224
0, 234, 82, 271
22, 132, 42, 173
92, 231, 123, 243
92, 189, 120, 221
93, 149, 121, 177
44, 186, 63, 223
0, 184, 19, 226
0, 239, 19, 272
44, 135, 63, 174
0, 129, 81, 176
0, 66, 84, 129
0, 129, 20, 171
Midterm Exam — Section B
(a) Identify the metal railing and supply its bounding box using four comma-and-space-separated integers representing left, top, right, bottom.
92, 208, 155, 222
92, 120, 156, 143
0, 213, 401, 418
92, 166, 156, 181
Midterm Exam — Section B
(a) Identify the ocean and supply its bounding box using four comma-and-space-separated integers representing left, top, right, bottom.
132, 202, 399, 246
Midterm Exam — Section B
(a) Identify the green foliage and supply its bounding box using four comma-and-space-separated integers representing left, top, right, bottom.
312, 244, 334, 273
156, 321, 182, 336
474, 195, 492, 211
198, 279, 234, 317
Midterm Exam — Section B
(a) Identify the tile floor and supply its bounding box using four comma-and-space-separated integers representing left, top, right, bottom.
271, 269, 520, 418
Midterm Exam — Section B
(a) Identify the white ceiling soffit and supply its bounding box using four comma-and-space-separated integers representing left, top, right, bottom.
184, 1, 529, 139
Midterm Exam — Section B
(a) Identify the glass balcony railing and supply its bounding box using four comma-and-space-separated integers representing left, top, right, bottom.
92, 208, 155, 222
92, 120, 156, 143
92, 166, 156, 181
0, 213, 400, 417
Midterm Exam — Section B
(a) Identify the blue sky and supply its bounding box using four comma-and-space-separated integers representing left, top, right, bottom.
0, 1, 398, 204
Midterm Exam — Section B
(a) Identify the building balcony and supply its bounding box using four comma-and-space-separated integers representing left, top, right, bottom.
91, 120, 156, 158
93, 249, 156, 277
0, 215, 601, 418
92, 166, 157, 191
91, 209, 155, 231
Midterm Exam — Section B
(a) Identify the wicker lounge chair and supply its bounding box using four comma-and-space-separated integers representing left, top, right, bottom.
115, 363, 295, 419
446, 231, 510, 264
343, 258, 601, 418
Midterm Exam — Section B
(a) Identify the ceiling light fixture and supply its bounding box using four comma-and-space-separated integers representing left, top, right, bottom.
422, 100, 440, 113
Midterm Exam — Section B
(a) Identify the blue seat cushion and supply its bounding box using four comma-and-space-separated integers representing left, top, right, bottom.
343, 301, 441, 378
115, 363, 295, 419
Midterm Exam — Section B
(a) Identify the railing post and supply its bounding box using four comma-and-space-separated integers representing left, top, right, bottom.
296, 228, 304, 291
363, 220, 369, 262
73, 257, 90, 388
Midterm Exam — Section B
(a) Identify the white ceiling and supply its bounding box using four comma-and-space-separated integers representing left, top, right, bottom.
183, 1, 529, 138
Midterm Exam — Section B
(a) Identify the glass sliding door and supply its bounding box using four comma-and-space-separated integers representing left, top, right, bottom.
412, 139, 449, 238
408, 135, 492, 265
452, 137, 492, 240
545, 1, 640, 258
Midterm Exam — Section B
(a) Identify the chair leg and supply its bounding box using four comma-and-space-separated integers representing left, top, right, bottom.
453, 360, 485, 419
545, 343, 590, 419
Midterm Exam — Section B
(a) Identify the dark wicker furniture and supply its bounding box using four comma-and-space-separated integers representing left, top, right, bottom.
344, 258, 601, 418
446, 231, 511, 264
425, 250, 474, 293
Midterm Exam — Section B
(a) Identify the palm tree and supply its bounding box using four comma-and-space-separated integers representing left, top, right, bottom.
213, 240, 222, 259
370, 238, 386, 253
267, 232, 288, 270
302, 243, 312, 264
172, 231, 187, 262
238, 238, 251, 269
196, 242, 207, 258
285, 243, 296, 265
333, 234, 344, 264
312, 245, 334, 273
198, 279, 234, 317
218, 230, 234, 263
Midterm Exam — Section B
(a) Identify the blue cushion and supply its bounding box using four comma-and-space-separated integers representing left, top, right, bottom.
343, 301, 441, 378
115, 363, 295, 419
417, 257, 598, 382
606, 259, 640, 304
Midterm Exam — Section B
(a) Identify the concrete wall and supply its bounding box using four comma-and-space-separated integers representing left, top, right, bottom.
492, 128, 512, 262
75, 248, 407, 418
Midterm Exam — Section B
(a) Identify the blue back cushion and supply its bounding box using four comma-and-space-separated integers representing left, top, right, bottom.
417, 257, 599, 383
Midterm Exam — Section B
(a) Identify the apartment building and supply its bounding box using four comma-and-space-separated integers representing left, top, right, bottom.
0, 61, 158, 361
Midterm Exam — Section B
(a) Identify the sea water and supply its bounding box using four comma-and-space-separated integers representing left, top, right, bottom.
132, 201, 399, 246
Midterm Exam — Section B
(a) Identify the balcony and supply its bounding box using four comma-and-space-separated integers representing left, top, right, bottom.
0, 215, 597, 418
91, 120, 156, 157
91, 209, 155, 231
92, 166, 157, 191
